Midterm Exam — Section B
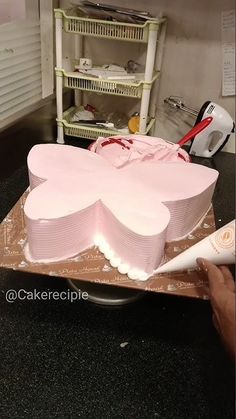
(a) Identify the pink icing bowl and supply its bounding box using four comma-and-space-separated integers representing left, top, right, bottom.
88, 135, 191, 168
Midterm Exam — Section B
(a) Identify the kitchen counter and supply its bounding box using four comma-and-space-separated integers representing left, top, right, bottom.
0, 108, 235, 418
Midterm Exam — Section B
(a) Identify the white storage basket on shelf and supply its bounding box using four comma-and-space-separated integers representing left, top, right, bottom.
56, 69, 160, 99
56, 8, 163, 42
57, 106, 155, 140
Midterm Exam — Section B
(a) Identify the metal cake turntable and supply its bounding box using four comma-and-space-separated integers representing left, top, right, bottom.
67, 279, 145, 306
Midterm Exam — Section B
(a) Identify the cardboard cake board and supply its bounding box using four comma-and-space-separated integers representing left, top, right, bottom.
0, 191, 216, 300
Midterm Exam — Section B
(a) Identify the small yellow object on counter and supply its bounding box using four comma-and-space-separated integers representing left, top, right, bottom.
128, 115, 140, 133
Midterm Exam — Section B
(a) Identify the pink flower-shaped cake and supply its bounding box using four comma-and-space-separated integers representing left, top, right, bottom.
24, 144, 218, 281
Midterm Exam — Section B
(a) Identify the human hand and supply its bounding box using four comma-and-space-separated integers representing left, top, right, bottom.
197, 258, 235, 360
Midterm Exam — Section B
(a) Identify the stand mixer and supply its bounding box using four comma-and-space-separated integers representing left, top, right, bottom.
164, 96, 235, 157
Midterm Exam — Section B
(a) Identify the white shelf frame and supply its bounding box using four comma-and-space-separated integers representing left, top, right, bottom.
54, 9, 167, 144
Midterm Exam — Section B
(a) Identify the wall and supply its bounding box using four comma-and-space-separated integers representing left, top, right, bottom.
60, 0, 235, 152
0, 0, 26, 24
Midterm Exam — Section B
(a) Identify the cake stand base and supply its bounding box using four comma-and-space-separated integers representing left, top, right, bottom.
67, 279, 145, 306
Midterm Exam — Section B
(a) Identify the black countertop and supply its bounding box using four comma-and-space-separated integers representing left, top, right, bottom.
0, 116, 235, 418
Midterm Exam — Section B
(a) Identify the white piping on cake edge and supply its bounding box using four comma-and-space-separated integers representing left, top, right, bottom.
24, 239, 149, 282
94, 234, 149, 282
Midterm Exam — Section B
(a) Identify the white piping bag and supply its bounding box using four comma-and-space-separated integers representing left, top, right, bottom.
156, 220, 235, 274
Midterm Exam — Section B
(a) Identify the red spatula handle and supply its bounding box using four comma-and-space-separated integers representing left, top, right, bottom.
178, 116, 213, 146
